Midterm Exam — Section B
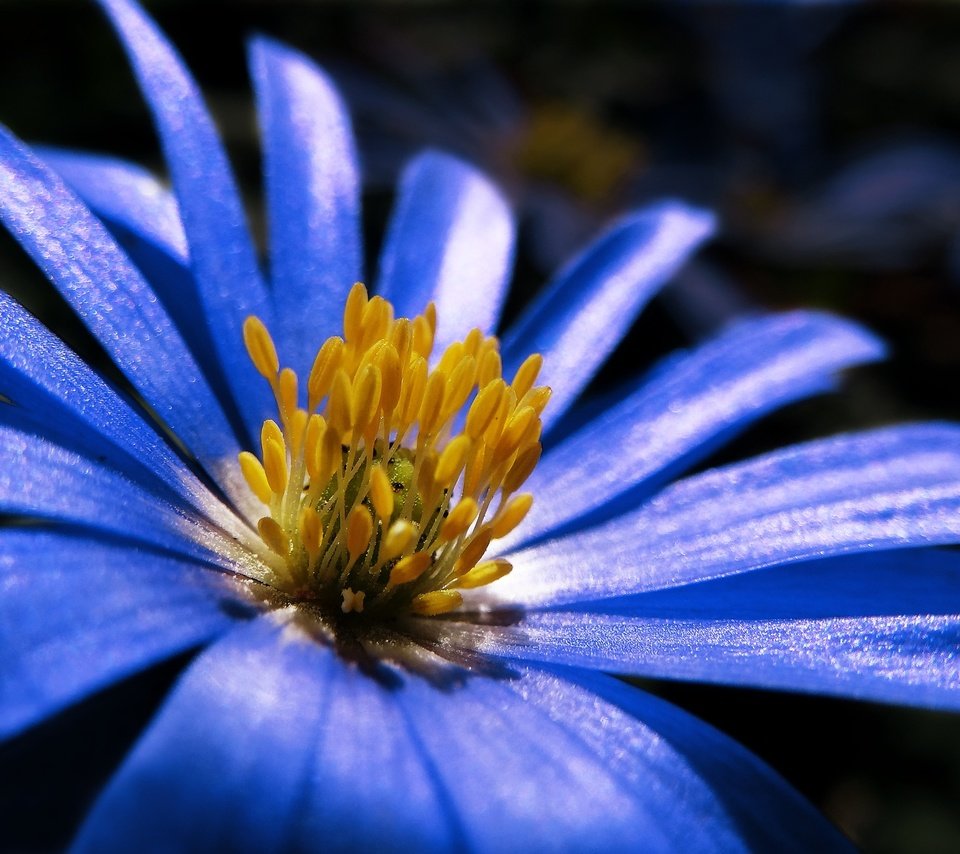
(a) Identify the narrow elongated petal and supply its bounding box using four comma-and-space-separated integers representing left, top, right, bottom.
494, 424, 960, 606
510, 311, 884, 547
35, 148, 243, 414
376, 150, 515, 354
0, 128, 247, 493
74, 617, 457, 852
500, 201, 714, 431
249, 36, 362, 375
0, 530, 240, 740
441, 550, 960, 710
97, 0, 273, 444
37, 147, 188, 262
0, 291, 258, 534
0, 427, 256, 573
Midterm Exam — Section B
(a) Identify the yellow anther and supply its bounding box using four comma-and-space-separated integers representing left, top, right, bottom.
258, 516, 288, 557
389, 551, 433, 586
454, 527, 493, 576
238, 451, 272, 505
416, 451, 439, 506
353, 364, 383, 434
398, 356, 428, 428
287, 408, 309, 455
454, 558, 513, 589
304, 414, 326, 479
463, 327, 484, 358
511, 353, 543, 400
390, 318, 413, 366
299, 506, 323, 558
343, 282, 368, 343
346, 506, 373, 563
318, 426, 343, 484
520, 385, 552, 417
262, 436, 288, 496
376, 344, 403, 415
369, 464, 394, 521
261, 418, 285, 453
494, 405, 537, 464
462, 442, 488, 499
443, 357, 477, 421
477, 347, 502, 388
440, 496, 479, 542
465, 379, 505, 440
503, 443, 542, 494
437, 341, 465, 377
491, 493, 534, 539
424, 302, 437, 335
341, 587, 365, 613
484, 388, 516, 445
411, 590, 462, 616
308, 336, 344, 411
435, 435, 471, 489
277, 368, 298, 424
328, 369, 354, 434
412, 314, 434, 359
381, 519, 418, 561
243, 315, 279, 380
418, 370, 448, 438
360, 296, 393, 351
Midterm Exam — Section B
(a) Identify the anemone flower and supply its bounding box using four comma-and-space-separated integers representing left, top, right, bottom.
2, 1, 960, 851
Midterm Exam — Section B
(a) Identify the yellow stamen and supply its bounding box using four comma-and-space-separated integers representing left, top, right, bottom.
389, 551, 433, 586
454, 558, 513, 589
434, 435, 471, 490
369, 464, 394, 521
411, 590, 462, 616
440, 497, 479, 542
258, 516, 288, 557
346, 506, 373, 563
239, 286, 546, 617
238, 451, 272, 505
511, 353, 543, 400
381, 519, 417, 561
243, 316, 279, 380
491, 493, 534, 538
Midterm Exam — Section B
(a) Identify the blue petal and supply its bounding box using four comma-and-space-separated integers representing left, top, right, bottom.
0, 127, 248, 501
396, 660, 846, 851
509, 311, 884, 548
500, 201, 714, 432
376, 150, 515, 353
36, 147, 187, 262
551, 668, 852, 853
0, 529, 239, 740
0, 426, 255, 572
74, 616, 457, 852
494, 424, 960, 606
97, 0, 273, 444
35, 147, 244, 420
76, 614, 834, 852
444, 550, 960, 710
249, 36, 363, 376
0, 291, 259, 532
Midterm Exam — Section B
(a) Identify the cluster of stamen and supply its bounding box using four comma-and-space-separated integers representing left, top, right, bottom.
239, 283, 548, 618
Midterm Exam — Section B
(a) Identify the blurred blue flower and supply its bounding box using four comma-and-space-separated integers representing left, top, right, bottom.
1, 0, 960, 850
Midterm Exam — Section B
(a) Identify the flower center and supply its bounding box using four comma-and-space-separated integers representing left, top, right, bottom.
238, 283, 549, 619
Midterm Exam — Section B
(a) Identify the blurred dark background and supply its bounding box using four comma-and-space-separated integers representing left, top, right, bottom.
2, 1, 960, 851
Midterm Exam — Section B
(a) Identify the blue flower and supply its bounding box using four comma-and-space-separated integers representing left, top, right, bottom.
1, 0, 959, 850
